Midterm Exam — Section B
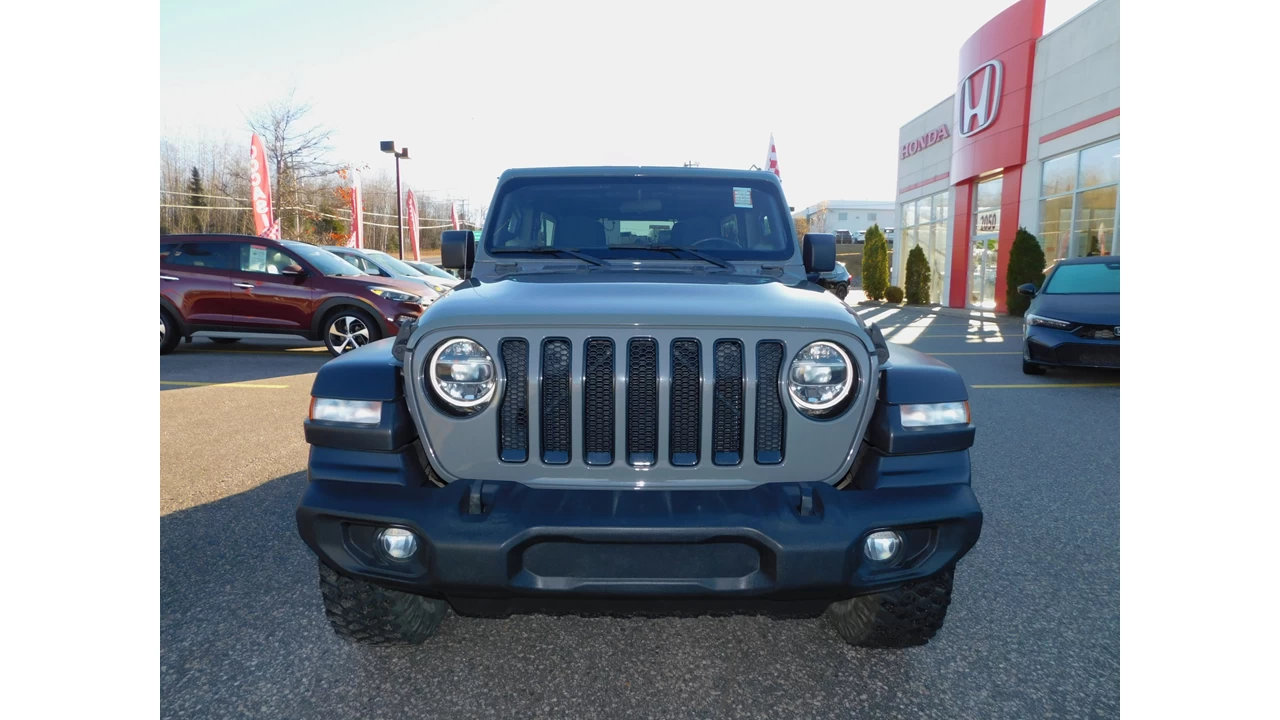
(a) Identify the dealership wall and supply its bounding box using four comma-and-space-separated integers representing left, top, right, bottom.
892, 0, 1119, 312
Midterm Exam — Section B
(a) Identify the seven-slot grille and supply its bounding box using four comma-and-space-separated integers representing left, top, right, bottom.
496, 336, 800, 468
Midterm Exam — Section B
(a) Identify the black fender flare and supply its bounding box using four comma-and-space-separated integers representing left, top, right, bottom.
160, 297, 186, 334
311, 296, 386, 338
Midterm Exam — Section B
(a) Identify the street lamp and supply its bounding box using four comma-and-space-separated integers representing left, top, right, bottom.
380, 141, 410, 259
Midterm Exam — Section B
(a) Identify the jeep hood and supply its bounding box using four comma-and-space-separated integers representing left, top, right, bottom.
416, 270, 865, 334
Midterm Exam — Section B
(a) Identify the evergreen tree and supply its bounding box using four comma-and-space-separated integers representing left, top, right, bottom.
905, 245, 931, 304
862, 224, 890, 301
1006, 227, 1047, 316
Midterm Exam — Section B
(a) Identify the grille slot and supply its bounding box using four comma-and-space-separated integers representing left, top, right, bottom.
498, 339, 529, 463
582, 338, 615, 465
669, 339, 701, 466
540, 339, 572, 464
754, 342, 785, 465
712, 340, 744, 466
626, 338, 659, 466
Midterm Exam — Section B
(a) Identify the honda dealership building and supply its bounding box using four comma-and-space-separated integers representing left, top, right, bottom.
893, 0, 1119, 312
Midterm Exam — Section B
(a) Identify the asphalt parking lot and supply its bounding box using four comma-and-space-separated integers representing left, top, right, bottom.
160, 312, 1119, 719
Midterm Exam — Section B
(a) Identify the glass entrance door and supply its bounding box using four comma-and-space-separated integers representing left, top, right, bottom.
968, 175, 1003, 310
969, 234, 999, 308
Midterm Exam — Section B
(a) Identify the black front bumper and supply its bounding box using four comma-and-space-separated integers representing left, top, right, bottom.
296, 471, 982, 617
1024, 326, 1120, 368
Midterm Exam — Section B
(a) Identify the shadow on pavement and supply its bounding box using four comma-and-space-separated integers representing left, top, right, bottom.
160, 343, 329, 390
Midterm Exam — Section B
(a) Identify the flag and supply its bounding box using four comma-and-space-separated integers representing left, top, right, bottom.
348, 170, 364, 249
765, 134, 780, 179
249, 134, 275, 236
450, 202, 460, 231
406, 190, 421, 262
260, 218, 281, 240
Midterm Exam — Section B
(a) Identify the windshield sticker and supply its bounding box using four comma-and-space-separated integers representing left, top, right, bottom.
248, 245, 268, 272
733, 187, 753, 208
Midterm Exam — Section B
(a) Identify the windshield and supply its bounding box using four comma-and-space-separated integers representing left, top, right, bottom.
484, 177, 794, 261
281, 241, 364, 277
366, 250, 428, 277
417, 263, 456, 280
1043, 261, 1120, 294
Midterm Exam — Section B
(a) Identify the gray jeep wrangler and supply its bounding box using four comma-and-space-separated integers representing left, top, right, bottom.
296, 167, 982, 648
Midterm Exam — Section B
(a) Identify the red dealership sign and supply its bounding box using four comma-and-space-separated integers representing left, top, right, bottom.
249, 134, 274, 237
901, 124, 951, 159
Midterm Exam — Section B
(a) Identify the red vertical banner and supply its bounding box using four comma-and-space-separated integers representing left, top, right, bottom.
406, 190, 420, 261
349, 171, 364, 249
765, 134, 780, 179
450, 202, 460, 231
249, 134, 274, 237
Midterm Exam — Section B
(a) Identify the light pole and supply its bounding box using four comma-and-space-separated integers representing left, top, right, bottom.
380, 141, 410, 259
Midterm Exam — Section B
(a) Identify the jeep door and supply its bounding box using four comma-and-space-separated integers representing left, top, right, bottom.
161, 240, 238, 326
227, 242, 316, 331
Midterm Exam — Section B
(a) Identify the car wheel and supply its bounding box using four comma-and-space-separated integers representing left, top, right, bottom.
833, 282, 849, 300
160, 310, 180, 355
317, 561, 448, 646
1022, 360, 1047, 375
209, 337, 240, 344
825, 568, 955, 648
324, 308, 380, 357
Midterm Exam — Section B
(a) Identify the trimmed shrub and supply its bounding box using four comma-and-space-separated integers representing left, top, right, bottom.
862, 224, 890, 301
885, 285, 904, 304
905, 246, 931, 304
1005, 226, 1047, 316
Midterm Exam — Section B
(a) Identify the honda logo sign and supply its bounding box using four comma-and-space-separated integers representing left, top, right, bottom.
958, 60, 1003, 137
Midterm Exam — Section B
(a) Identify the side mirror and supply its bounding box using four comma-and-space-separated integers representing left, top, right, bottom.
441, 230, 475, 272
802, 233, 836, 274
1017, 283, 1037, 297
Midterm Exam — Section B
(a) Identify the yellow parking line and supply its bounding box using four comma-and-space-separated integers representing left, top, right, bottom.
970, 383, 1120, 389
160, 380, 290, 389
926, 352, 1023, 356
179, 349, 325, 357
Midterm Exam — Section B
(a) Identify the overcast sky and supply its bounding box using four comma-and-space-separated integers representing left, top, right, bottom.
160, 0, 1097, 212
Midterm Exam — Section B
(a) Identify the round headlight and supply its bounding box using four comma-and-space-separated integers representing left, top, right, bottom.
788, 341, 853, 414
429, 338, 495, 410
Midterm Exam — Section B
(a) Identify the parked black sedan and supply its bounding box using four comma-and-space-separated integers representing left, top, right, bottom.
1018, 255, 1119, 375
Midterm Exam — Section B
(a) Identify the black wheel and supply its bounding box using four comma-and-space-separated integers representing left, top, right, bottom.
825, 568, 955, 648
209, 337, 240, 344
160, 309, 180, 355
323, 308, 381, 357
1022, 360, 1046, 375
317, 561, 448, 646
833, 282, 849, 300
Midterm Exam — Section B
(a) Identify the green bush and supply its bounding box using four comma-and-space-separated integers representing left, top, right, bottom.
884, 285, 904, 303
1005, 226, 1047, 316
905, 246, 931, 304
861, 224, 890, 301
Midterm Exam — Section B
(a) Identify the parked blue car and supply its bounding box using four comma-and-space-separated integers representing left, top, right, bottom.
817, 260, 851, 300
1018, 255, 1119, 375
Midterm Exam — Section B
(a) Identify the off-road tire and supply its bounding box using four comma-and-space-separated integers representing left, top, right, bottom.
161, 309, 181, 355
1022, 360, 1047, 375
209, 337, 240, 344
317, 561, 448, 646
824, 568, 954, 648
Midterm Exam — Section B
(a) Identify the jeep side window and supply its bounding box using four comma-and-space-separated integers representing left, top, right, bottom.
169, 242, 236, 270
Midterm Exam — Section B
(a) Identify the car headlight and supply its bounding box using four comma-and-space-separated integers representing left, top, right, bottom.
429, 338, 496, 412
788, 341, 854, 416
900, 401, 970, 427
1024, 313, 1074, 330
370, 286, 424, 304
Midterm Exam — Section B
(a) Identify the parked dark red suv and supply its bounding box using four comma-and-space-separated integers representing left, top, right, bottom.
160, 234, 438, 356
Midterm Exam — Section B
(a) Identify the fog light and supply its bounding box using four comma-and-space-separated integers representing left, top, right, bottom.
378, 527, 417, 561
863, 530, 902, 563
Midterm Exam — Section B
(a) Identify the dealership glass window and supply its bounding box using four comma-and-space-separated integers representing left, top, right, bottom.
898, 188, 949, 305
1039, 137, 1120, 263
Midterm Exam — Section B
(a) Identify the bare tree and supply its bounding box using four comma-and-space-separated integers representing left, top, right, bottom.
247, 87, 335, 230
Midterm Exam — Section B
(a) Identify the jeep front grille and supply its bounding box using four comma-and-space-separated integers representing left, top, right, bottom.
494, 336, 817, 469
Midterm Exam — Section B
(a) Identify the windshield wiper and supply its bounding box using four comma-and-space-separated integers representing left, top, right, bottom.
491, 246, 606, 266
609, 244, 732, 269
